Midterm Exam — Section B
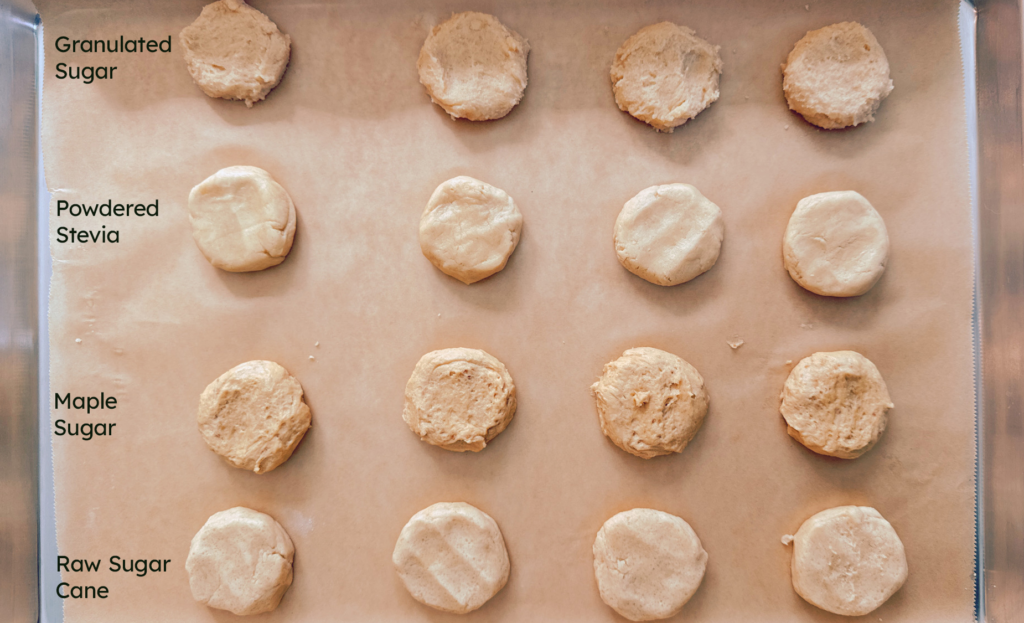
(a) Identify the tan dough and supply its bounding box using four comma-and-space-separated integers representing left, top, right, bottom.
403, 348, 516, 452
593, 508, 708, 621
788, 506, 908, 616
781, 351, 893, 459
393, 502, 510, 614
179, 0, 291, 107
417, 12, 530, 121
614, 183, 724, 286
782, 22, 894, 129
197, 360, 311, 473
186, 507, 295, 616
783, 191, 889, 297
188, 166, 297, 273
610, 22, 722, 132
591, 347, 709, 459
419, 176, 523, 284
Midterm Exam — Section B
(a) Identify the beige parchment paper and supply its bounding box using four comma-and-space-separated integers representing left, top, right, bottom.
40, 0, 976, 621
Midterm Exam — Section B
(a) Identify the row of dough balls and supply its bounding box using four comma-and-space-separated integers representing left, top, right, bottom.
187, 167, 890, 298
179, 2, 894, 130
187, 502, 908, 619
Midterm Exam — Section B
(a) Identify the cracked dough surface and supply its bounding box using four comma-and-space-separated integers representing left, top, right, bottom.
789, 506, 908, 616
417, 11, 530, 121
614, 183, 724, 286
188, 165, 297, 272
782, 22, 894, 129
186, 507, 295, 616
179, 0, 291, 107
593, 508, 708, 622
197, 360, 311, 473
783, 190, 889, 297
591, 347, 709, 459
610, 22, 722, 132
781, 350, 893, 459
393, 502, 510, 614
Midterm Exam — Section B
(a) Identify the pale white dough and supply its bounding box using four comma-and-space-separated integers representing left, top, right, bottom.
790, 506, 908, 616
783, 191, 889, 297
417, 12, 530, 121
188, 166, 296, 273
610, 22, 722, 132
179, 0, 291, 107
614, 184, 724, 286
593, 508, 708, 621
403, 348, 516, 452
591, 347, 709, 459
781, 351, 893, 459
197, 360, 311, 473
393, 502, 510, 614
782, 22, 894, 129
419, 176, 523, 284
186, 507, 294, 616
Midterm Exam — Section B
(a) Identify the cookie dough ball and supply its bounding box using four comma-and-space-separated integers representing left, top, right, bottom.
782, 22, 893, 129
788, 506, 908, 616
419, 176, 523, 284
198, 360, 311, 473
614, 184, 724, 286
611, 22, 722, 132
188, 166, 297, 273
591, 347, 709, 459
393, 502, 510, 614
783, 191, 889, 297
593, 508, 708, 621
179, 0, 291, 107
403, 348, 516, 452
186, 507, 294, 616
417, 12, 530, 121
781, 351, 893, 459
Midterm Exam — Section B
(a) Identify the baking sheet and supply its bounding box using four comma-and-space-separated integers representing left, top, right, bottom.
38, 0, 976, 621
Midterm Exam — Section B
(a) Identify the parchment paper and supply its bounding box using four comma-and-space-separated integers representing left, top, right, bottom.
40, 1, 976, 621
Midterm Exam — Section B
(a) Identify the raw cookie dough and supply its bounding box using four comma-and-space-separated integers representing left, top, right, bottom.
781, 351, 893, 459
591, 347, 709, 459
417, 12, 530, 121
782, 22, 894, 129
186, 507, 295, 616
783, 191, 889, 297
419, 176, 523, 284
614, 183, 724, 286
403, 348, 516, 452
197, 360, 311, 473
593, 508, 708, 621
788, 506, 908, 616
610, 22, 722, 132
393, 502, 510, 614
188, 166, 297, 273
179, 0, 291, 107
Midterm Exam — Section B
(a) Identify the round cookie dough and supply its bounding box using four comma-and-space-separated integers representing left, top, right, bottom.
591, 347, 709, 459
417, 12, 530, 121
782, 22, 894, 129
614, 184, 724, 286
393, 502, 510, 614
781, 351, 893, 459
188, 166, 297, 273
186, 507, 295, 616
179, 0, 291, 107
419, 176, 523, 285
593, 508, 708, 621
610, 22, 722, 132
783, 191, 889, 297
198, 360, 311, 473
403, 348, 516, 452
788, 506, 908, 616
